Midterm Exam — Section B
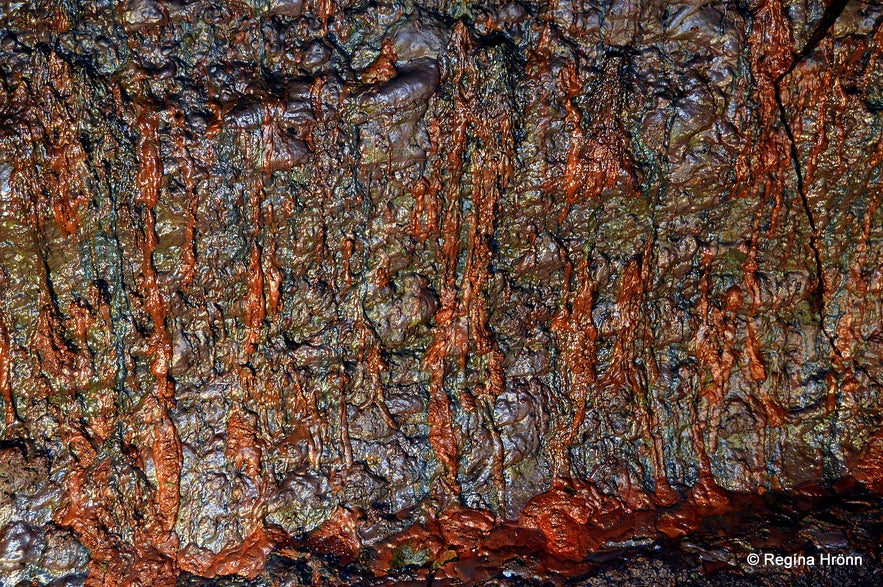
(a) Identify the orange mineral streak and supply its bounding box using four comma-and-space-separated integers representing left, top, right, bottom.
559, 60, 586, 207
549, 254, 597, 475
557, 55, 636, 222
838, 129, 883, 354
244, 240, 266, 354
526, 25, 556, 218
225, 405, 263, 479
36, 53, 92, 238
99, 106, 184, 583
461, 79, 513, 508
262, 204, 283, 316
176, 370, 275, 578
740, 231, 785, 433
362, 38, 398, 85
135, 111, 174, 398
60, 470, 125, 585
313, 0, 334, 33
283, 369, 326, 469
692, 250, 736, 491
172, 109, 199, 287
307, 506, 363, 565
740, 233, 770, 384
750, 0, 794, 92
356, 320, 398, 430
463, 104, 510, 400
741, 7, 792, 205
56, 425, 180, 586
46, 134, 91, 238
182, 363, 280, 575
791, 53, 838, 191
725, 0, 795, 467
852, 427, 883, 496
519, 478, 638, 562
750, 0, 816, 429
423, 337, 462, 494
342, 236, 356, 290
800, 36, 883, 376
601, 249, 676, 505
437, 503, 495, 552
422, 23, 517, 500
31, 304, 93, 385
371, 504, 498, 581
0, 311, 14, 425
242, 179, 268, 356
329, 366, 354, 468
152, 409, 184, 534
370, 484, 847, 578
7, 53, 88, 238
423, 249, 463, 487
178, 525, 278, 579
409, 176, 440, 243
421, 29, 472, 494
734, 0, 793, 204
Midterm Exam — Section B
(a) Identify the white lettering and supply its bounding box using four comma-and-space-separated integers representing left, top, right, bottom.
762, 553, 814, 567
756, 551, 863, 567
819, 552, 863, 566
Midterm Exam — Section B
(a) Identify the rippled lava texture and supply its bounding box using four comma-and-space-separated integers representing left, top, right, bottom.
0, 0, 882, 585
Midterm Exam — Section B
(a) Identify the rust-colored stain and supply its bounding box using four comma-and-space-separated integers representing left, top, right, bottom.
0, 0, 881, 585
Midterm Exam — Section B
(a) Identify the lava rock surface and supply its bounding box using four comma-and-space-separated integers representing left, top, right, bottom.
0, 0, 881, 585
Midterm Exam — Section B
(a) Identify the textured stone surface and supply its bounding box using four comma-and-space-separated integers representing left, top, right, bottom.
0, 0, 881, 584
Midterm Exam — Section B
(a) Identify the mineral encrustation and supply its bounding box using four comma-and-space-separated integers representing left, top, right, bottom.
0, 0, 881, 585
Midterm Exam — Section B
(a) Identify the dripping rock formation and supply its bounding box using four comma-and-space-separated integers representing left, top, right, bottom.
0, 0, 882, 585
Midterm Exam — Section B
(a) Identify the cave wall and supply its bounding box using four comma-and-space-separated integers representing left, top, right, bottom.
0, 0, 881, 584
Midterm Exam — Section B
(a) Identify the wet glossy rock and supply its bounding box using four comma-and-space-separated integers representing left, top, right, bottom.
0, 0, 881, 584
